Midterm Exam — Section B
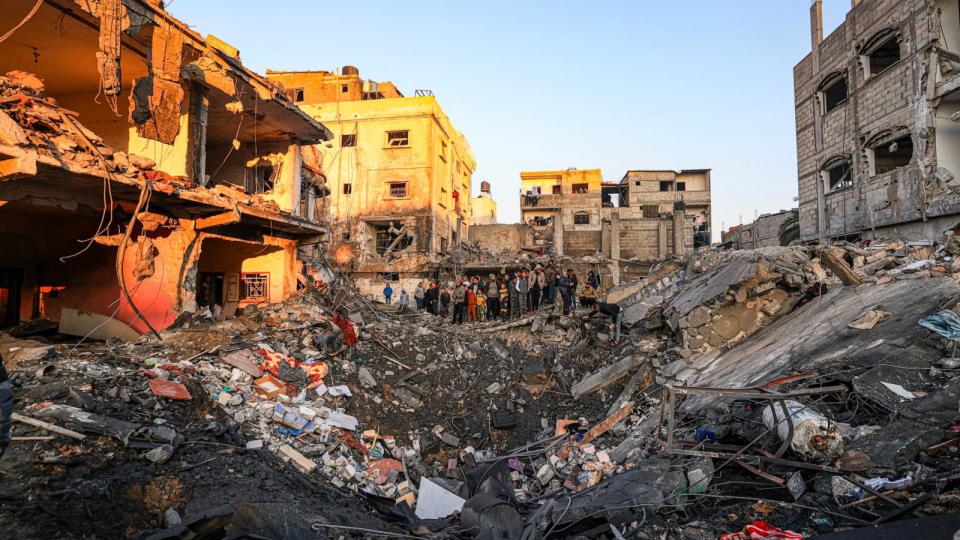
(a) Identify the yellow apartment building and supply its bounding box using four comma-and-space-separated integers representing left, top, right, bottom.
266, 68, 476, 295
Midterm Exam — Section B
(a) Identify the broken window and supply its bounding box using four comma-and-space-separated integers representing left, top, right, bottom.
643, 205, 659, 218
864, 32, 901, 78
341, 134, 356, 147
386, 130, 409, 147
572, 183, 589, 194
871, 135, 913, 174
388, 182, 408, 198
343, 183, 352, 195
240, 273, 269, 301
659, 181, 671, 192
375, 224, 413, 255
823, 161, 852, 192
552, 185, 562, 195
245, 162, 279, 195
286, 88, 305, 103
573, 212, 590, 225
823, 77, 848, 112
676, 182, 686, 192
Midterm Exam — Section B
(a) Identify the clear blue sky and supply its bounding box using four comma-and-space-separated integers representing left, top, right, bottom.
169, 1, 848, 240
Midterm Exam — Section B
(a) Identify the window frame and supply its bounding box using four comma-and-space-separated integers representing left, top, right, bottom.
286, 88, 305, 103
388, 181, 409, 199
861, 29, 902, 80
821, 75, 848, 113
386, 130, 410, 147
867, 133, 913, 176
573, 212, 590, 225
240, 272, 270, 302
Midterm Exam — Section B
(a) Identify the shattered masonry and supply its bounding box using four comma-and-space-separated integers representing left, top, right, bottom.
0, 0, 333, 335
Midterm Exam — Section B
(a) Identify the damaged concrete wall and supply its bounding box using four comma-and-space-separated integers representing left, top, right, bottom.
468, 224, 534, 254
795, 0, 960, 242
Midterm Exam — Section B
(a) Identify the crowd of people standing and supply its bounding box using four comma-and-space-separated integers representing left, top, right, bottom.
382, 264, 623, 342
386, 264, 604, 322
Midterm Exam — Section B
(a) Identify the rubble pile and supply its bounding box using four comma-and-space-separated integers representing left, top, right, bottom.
2, 237, 960, 538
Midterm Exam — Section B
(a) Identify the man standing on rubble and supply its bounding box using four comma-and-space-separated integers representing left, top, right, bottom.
424, 282, 438, 314
440, 285, 451, 317
383, 283, 393, 305
414, 281, 425, 310
508, 273, 520, 318
588, 302, 623, 343
452, 281, 467, 324
0, 353, 11, 459
559, 268, 576, 316
398, 288, 410, 313
544, 265, 557, 304
486, 274, 500, 320
516, 270, 529, 315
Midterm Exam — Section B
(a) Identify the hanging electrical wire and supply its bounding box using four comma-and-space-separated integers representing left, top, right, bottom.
0, 0, 43, 44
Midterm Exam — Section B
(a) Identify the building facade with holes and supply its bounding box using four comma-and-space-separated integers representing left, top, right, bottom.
0, 0, 331, 337
795, 0, 960, 242
516, 168, 709, 260
266, 68, 475, 297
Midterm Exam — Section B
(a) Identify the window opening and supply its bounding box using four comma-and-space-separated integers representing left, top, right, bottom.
873, 135, 913, 174
240, 273, 269, 301
823, 77, 848, 112
387, 130, 409, 147
659, 181, 671, 192
868, 36, 901, 77
573, 212, 590, 225
389, 182, 408, 198
341, 134, 356, 147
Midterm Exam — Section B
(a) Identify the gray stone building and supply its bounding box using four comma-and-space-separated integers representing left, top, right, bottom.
794, 0, 960, 242
722, 209, 798, 249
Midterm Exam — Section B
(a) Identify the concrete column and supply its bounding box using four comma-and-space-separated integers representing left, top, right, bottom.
553, 215, 564, 257
610, 210, 620, 260
810, 0, 823, 71
658, 220, 668, 259
672, 211, 686, 256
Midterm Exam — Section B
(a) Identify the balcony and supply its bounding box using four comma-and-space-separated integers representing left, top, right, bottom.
520, 191, 599, 209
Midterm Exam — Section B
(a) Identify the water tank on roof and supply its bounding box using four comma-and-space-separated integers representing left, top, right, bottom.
342, 65, 360, 76
480, 181, 491, 193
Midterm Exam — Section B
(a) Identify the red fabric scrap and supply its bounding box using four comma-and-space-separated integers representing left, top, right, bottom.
148, 378, 192, 400
333, 314, 357, 348
721, 521, 803, 540
338, 431, 370, 456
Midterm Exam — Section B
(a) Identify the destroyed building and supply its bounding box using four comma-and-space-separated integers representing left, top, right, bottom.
722, 208, 799, 250
795, 0, 960, 242
507, 167, 711, 259
0, 0, 332, 336
265, 68, 475, 296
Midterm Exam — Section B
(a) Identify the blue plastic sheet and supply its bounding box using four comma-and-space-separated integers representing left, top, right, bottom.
918, 309, 960, 340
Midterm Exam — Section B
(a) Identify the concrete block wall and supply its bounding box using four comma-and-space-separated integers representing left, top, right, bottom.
469, 224, 534, 254
792, 0, 956, 242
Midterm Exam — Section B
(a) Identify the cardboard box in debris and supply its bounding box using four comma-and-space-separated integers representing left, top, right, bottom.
3, 237, 960, 538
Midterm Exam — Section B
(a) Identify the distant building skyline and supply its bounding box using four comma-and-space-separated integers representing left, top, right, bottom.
171, 1, 850, 240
